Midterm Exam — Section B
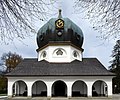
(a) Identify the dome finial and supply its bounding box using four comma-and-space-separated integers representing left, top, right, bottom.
58, 9, 62, 18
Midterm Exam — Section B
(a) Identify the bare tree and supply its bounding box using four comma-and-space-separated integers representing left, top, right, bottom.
0, 0, 56, 43
1, 51, 23, 72
74, 0, 120, 40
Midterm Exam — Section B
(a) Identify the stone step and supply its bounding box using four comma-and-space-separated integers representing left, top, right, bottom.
5, 97, 114, 100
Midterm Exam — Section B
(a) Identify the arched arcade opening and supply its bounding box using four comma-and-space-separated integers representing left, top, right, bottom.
32, 81, 47, 97
12, 80, 27, 97
92, 80, 108, 97
72, 80, 87, 97
52, 80, 67, 97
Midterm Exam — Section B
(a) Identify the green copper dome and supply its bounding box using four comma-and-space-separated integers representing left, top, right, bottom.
37, 11, 84, 50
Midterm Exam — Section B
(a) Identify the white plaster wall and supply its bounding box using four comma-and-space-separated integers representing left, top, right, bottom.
7, 76, 113, 97
38, 45, 82, 62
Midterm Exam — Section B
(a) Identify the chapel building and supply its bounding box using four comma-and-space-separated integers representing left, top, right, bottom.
6, 10, 114, 98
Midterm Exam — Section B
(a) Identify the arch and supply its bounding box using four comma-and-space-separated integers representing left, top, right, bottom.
52, 48, 67, 57
40, 51, 47, 59
32, 80, 47, 97
72, 80, 87, 97
52, 80, 67, 97
73, 50, 80, 59
92, 80, 108, 97
12, 80, 27, 97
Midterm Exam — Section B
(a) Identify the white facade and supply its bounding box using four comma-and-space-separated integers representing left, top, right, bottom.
7, 44, 114, 98
38, 45, 83, 62
8, 76, 113, 98
7, 12, 114, 98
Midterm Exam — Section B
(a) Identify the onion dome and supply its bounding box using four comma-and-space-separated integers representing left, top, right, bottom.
37, 10, 84, 50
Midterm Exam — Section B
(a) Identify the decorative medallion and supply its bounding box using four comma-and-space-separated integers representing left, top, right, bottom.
55, 19, 64, 29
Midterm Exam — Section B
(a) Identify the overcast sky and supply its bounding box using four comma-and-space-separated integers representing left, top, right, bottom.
0, 0, 117, 70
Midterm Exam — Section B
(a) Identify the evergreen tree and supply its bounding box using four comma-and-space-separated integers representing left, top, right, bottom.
109, 40, 120, 94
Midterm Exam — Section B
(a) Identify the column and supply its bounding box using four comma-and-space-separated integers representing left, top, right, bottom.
107, 81, 112, 97
8, 79, 13, 98
87, 82, 92, 97
14, 82, 17, 96
27, 82, 32, 98
67, 82, 72, 97
47, 82, 52, 97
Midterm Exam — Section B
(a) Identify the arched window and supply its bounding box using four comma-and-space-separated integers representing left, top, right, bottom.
92, 80, 108, 97
12, 80, 27, 97
56, 49, 63, 55
73, 50, 80, 59
53, 48, 67, 57
32, 81, 47, 97
40, 51, 47, 59
52, 80, 67, 97
72, 80, 87, 97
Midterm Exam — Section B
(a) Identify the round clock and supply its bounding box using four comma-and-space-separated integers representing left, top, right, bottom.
56, 19, 64, 29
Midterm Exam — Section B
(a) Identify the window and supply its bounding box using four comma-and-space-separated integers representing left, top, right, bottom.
73, 51, 78, 57
56, 49, 63, 55
43, 52, 46, 58
41, 51, 47, 59
53, 48, 67, 57
73, 51, 79, 58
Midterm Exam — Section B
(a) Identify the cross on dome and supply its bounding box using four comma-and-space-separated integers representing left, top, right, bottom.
58, 9, 62, 18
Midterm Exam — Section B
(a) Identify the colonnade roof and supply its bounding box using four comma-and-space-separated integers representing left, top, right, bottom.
6, 58, 115, 77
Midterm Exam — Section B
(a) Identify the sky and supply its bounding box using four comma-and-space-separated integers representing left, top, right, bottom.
0, 0, 118, 70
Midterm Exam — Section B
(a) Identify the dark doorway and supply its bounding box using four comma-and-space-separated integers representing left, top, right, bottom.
12, 80, 28, 97
92, 80, 108, 97
32, 81, 47, 97
52, 80, 67, 97
72, 80, 87, 97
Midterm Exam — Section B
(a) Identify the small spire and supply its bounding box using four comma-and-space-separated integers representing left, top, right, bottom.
58, 9, 62, 18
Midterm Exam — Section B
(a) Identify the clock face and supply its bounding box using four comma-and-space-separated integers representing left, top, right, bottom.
55, 19, 64, 29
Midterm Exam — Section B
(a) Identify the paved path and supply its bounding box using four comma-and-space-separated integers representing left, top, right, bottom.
0, 96, 7, 100
0, 95, 120, 100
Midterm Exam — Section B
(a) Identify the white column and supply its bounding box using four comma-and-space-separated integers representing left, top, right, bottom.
87, 82, 92, 97
14, 82, 17, 95
8, 79, 13, 98
27, 82, 32, 97
46, 82, 52, 97
67, 82, 72, 97
107, 80, 112, 97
